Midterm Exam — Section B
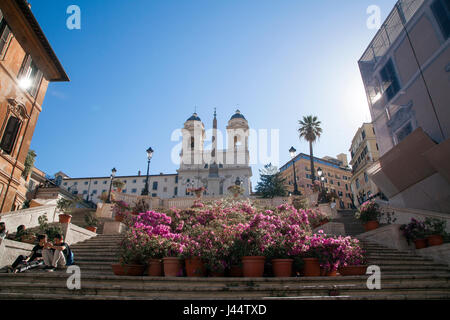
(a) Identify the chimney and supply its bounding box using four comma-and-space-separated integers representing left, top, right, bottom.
138, 170, 141, 176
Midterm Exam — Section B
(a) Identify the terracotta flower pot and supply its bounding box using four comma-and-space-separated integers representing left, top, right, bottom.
272, 259, 294, 277
59, 214, 72, 224
111, 264, 145, 276
339, 265, 367, 276
364, 221, 379, 232
426, 235, 444, 247
115, 215, 124, 222
414, 239, 428, 249
86, 226, 97, 233
163, 257, 183, 277
185, 257, 206, 277
321, 268, 338, 276
302, 258, 321, 277
242, 256, 265, 277
229, 265, 243, 277
147, 259, 163, 276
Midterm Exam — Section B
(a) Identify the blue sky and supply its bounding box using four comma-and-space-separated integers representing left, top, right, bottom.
29, 0, 397, 188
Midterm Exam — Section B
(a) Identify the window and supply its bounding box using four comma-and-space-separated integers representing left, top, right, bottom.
174, 187, 178, 196
431, 0, 450, 39
103, 181, 107, 184
175, 176, 179, 183
122, 189, 127, 193
131, 188, 137, 193
64, 182, 68, 186
345, 184, 348, 191
397, 122, 413, 143
380, 59, 400, 101
84, 181, 88, 185
163, 187, 167, 192
133, 179, 137, 183
364, 172, 369, 183
94, 181, 98, 185
0, 16, 12, 59
152, 193, 157, 197
18, 54, 43, 97
362, 130, 366, 139
0, 116, 20, 155
356, 179, 360, 189
92, 190, 97, 194
152, 181, 158, 190
74, 182, 78, 186
83, 190, 88, 195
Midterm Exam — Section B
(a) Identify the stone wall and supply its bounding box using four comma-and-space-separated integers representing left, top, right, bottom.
0, 238, 34, 268
0, 205, 58, 234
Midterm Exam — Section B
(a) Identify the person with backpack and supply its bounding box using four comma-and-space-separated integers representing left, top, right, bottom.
42, 233, 73, 272
10, 234, 47, 273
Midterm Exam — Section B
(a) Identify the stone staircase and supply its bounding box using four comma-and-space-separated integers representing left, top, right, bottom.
0, 233, 450, 299
333, 209, 366, 236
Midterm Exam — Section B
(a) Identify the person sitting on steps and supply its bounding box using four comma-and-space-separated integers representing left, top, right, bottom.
42, 233, 69, 272
10, 234, 47, 273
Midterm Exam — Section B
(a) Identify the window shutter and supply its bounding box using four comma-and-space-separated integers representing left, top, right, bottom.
0, 9, 3, 24
0, 25, 10, 57
0, 117, 21, 155
19, 54, 32, 78
29, 69, 43, 97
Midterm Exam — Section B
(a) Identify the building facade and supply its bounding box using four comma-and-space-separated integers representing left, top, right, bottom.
178, 110, 252, 197
55, 110, 253, 203
0, 1, 69, 213
349, 123, 381, 205
279, 153, 353, 209
358, 0, 450, 212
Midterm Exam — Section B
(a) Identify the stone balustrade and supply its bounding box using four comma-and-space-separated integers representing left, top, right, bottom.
376, 200, 450, 232
0, 205, 59, 234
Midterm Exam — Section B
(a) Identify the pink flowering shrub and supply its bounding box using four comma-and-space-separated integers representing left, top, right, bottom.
118, 199, 365, 274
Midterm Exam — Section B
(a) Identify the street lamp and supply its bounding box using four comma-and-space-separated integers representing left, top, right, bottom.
289, 147, 301, 196
141, 147, 154, 196
106, 167, 117, 203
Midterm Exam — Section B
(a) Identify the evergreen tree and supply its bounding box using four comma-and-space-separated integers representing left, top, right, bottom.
255, 163, 287, 198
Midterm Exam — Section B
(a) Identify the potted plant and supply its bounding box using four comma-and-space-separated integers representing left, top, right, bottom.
113, 180, 126, 192
338, 239, 368, 276
143, 235, 166, 276
112, 229, 146, 276
228, 185, 244, 199
231, 227, 266, 278
354, 200, 381, 231
161, 238, 185, 277
15, 227, 36, 244
265, 236, 294, 277
84, 212, 99, 233
183, 238, 206, 277
424, 217, 446, 247
38, 215, 63, 242
400, 218, 427, 249
187, 186, 206, 199
112, 200, 130, 222
56, 198, 75, 224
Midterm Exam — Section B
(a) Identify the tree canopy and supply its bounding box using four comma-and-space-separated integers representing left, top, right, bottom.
255, 163, 287, 199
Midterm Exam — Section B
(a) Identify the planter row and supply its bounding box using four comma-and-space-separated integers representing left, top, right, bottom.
112, 257, 367, 277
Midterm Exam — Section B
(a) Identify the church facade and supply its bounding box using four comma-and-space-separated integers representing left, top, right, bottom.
178, 110, 252, 197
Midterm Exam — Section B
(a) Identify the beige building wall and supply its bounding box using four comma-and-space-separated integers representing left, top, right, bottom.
349, 123, 381, 205
279, 154, 353, 209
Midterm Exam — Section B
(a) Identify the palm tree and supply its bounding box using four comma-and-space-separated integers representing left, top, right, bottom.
298, 115, 322, 183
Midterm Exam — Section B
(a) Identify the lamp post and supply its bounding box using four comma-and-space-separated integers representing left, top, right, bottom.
141, 147, 154, 196
317, 167, 323, 191
106, 167, 117, 203
289, 147, 301, 195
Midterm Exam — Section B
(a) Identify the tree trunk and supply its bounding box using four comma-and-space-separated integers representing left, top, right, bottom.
309, 141, 316, 182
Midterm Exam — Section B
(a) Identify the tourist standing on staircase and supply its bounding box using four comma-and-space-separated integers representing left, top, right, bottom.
42, 234, 69, 272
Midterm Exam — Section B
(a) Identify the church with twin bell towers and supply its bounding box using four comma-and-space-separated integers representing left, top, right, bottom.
178, 110, 252, 197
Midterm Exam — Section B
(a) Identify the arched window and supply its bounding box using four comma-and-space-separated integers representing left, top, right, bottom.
0, 116, 21, 155
190, 137, 195, 150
